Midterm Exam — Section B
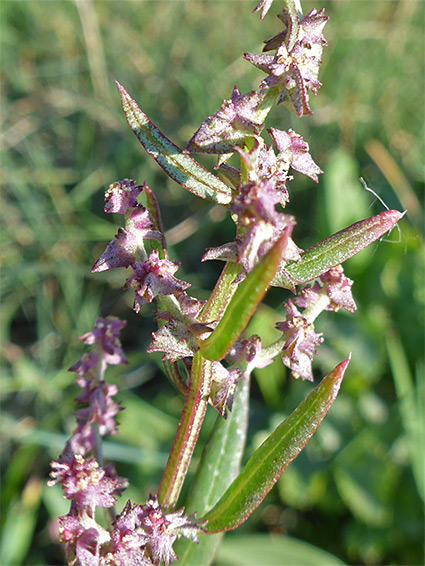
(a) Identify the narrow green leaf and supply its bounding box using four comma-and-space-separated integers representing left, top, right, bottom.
174, 375, 250, 565
273, 210, 405, 287
201, 358, 350, 533
200, 233, 288, 361
199, 261, 241, 324
0, 480, 42, 566
386, 328, 425, 501
117, 82, 232, 205
216, 534, 346, 566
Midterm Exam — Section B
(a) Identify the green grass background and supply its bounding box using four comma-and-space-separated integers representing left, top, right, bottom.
1, 1, 424, 564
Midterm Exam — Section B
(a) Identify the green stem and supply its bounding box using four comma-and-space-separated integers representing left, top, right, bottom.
157, 262, 242, 510
158, 352, 213, 510
199, 261, 241, 323
255, 86, 280, 125
302, 291, 331, 323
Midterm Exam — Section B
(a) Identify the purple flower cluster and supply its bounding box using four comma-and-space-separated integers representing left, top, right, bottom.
49, 458, 200, 566
183, 6, 325, 280
59, 316, 127, 459
91, 178, 250, 417
50, 316, 203, 565
276, 265, 356, 380
246, 4, 328, 115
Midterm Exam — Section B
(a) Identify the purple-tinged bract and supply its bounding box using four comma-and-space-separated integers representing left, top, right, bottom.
104, 179, 144, 214
124, 250, 191, 313
185, 87, 266, 155
276, 299, 323, 381
244, 7, 328, 115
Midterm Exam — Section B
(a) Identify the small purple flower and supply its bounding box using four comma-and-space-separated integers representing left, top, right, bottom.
231, 180, 295, 273
255, 143, 290, 205
148, 322, 197, 362
244, 7, 328, 116
209, 362, 241, 418
126, 205, 162, 241
124, 250, 191, 313
276, 300, 323, 381
78, 316, 128, 366
104, 179, 144, 214
185, 86, 266, 155
268, 127, 323, 182
75, 380, 122, 437
57, 508, 85, 545
320, 265, 357, 313
92, 228, 138, 273
92, 207, 161, 273
231, 178, 281, 226
294, 265, 357, 314
49, 454, 125, 516
58, 512, 101, 566
293, 281, 322, 309
68, 351, 99, 378
61, 423, 96, 459
232, 137, 292, 204
147, 295, 212, 362
108, 501, 150, 566
138, 495, 201, 566
230, 334, 274, 371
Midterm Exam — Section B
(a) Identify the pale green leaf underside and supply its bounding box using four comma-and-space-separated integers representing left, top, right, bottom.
117, 82, 232, 205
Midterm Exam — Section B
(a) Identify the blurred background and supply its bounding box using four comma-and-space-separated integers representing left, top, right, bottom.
1, 1, 423, 564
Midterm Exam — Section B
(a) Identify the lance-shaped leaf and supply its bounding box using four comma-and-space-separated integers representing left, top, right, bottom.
272, 210, 405, 288
117, 82, 232, 205
200, 233, 288, 361
200, 357, 350, 533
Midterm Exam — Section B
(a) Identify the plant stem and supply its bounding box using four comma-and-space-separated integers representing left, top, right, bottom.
255, 86, 279, 126
157, 262, 241, 510
200, 261, 241, 323
158, 352, 213, 510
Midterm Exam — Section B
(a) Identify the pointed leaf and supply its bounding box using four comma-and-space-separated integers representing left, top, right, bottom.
200, 358, 350, 533
200, 233, 288, 361
273, 210, 405, 287
117, 82, 232, 205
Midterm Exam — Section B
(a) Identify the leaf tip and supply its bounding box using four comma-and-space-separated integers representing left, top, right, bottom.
328, 355, 350, 390
381, 209, 405, 229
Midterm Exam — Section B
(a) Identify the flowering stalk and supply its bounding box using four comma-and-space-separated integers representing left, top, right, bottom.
50, 1, 404, 564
